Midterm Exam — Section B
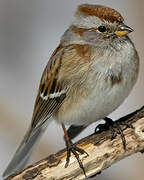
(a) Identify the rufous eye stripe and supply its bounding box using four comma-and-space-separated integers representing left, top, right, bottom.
71, 25, 88, 36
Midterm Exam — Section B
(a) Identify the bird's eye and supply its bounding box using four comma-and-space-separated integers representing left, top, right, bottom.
98, 26, 107, 33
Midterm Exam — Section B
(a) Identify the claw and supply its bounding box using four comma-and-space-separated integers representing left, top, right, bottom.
111, 122, 126, 151
95, 117, 132, 151
65, 140, 88, 177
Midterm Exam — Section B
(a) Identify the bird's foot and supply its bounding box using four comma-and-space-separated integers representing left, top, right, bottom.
95, 117, 133, 151
65, 139, 88, 177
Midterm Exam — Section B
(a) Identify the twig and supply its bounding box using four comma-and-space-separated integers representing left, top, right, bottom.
5, 106, 144, 180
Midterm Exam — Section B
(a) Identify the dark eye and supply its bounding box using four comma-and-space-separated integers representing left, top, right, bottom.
98, 26, 107, 32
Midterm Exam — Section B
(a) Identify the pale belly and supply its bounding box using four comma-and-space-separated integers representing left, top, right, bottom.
55, 74, 136, 126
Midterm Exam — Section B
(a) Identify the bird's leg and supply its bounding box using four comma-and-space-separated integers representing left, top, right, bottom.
95, 117, 130, 151
62, 123, 88, 177
67, 125, 87, 140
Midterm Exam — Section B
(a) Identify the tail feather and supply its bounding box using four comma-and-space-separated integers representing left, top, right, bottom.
3, 126, 46, 178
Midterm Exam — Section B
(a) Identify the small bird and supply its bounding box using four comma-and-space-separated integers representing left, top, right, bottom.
3, 4, 139, 178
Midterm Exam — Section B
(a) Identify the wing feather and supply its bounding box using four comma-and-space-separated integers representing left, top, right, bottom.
31, 45, 66, 129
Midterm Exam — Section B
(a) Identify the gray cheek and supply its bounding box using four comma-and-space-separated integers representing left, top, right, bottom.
83, 31, 111, 47
84, 31, 100, 43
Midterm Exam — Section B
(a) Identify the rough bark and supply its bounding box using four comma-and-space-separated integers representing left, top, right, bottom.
5, 106, 144, 180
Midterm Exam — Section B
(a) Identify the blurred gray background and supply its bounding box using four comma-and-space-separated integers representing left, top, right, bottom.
0, 0, 144, 179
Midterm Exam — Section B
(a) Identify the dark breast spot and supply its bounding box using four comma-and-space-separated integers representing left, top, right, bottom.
106, 70, 123, 86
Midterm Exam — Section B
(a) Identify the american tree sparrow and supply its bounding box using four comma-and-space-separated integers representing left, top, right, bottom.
3, 4, 139, 177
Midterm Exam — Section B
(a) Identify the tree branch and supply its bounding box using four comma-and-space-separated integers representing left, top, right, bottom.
5, 106, 144, 180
